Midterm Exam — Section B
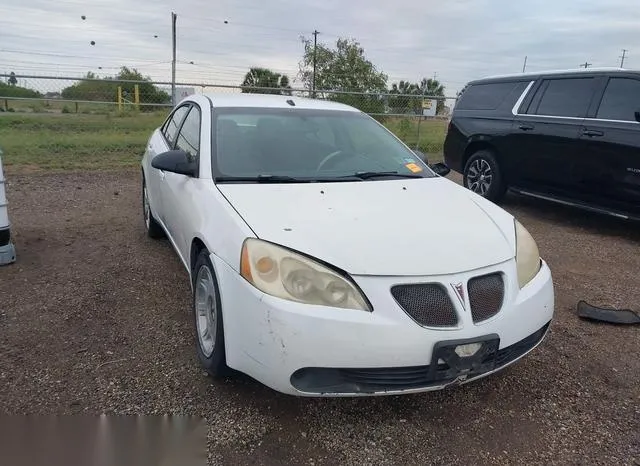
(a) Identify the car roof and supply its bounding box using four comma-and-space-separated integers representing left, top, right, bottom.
467, 67, 640, 85
199, 92, 362, 112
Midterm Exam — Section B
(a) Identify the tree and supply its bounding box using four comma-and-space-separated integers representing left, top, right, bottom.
240, 67, 292, 95
298, 36, 388, 114
388, 80, 421, 114
115, 67, 170, 105
61, 67, 170, 110
0, 81, 41, 98
388, 77, 446, 114
8, 72, 17, 86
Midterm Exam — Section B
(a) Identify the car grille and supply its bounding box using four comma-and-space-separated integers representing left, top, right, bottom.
290, 322, 551, 394
391, 284, 458, 327
468, 273, 505, 323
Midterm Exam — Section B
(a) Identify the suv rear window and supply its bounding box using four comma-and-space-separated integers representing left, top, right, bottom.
596, 78, 640, 121
455, 81, 523, 110
528, 78, 596, 118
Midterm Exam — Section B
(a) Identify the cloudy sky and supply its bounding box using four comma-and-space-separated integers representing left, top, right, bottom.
2, 0, 639, 96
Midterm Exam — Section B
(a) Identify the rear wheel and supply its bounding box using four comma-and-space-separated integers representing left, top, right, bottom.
463, 150, 507, 202
142, 176, 164, 238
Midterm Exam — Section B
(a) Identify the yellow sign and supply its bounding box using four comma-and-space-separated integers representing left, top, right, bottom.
422, 100, 433, 109
405, 163, 423, 173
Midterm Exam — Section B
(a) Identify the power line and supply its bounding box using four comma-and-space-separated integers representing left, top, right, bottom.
579, 61, 592, 68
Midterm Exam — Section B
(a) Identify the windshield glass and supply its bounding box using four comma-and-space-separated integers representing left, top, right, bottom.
212, 107, 435, 182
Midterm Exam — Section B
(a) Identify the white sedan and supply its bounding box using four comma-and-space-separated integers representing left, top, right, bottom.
141, 93, 554, 397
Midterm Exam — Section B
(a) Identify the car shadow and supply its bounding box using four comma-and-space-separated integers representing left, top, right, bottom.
501, 191, 640, 244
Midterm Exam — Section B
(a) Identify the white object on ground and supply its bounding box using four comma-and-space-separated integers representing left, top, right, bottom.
0, 149, 16, 266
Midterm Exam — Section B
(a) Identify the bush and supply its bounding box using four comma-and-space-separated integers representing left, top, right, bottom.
61, 106, 71, 114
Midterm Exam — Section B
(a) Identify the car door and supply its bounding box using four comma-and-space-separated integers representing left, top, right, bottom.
161, 104, 202, 259
148, 104, 190, 225
511, 76, 598, 194
575, 76, 640, 213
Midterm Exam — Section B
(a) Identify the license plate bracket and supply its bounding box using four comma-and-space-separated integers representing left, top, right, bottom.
428, 334, 500, 383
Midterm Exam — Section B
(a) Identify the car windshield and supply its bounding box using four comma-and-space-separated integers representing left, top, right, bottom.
213, 107, 435, 182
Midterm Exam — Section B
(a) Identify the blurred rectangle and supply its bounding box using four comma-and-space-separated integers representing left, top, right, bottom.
0, 415, 207, 466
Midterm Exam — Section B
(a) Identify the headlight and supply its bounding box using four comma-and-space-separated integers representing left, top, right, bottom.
515, 220, 541, 288
240, 238, 371, 311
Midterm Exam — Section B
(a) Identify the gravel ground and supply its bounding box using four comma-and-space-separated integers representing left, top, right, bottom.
1, 170, 638, 465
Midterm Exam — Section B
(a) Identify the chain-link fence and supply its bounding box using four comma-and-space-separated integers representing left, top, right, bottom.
0, 74, 456, 171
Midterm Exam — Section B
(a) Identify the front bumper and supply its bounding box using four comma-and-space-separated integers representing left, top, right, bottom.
0, 227, 16, 266
213, 254, 554, 397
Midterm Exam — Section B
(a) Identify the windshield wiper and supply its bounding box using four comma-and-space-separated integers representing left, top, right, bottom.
346, 171, 424, 180
216, 174, 366, 183
216, 175, 310, 183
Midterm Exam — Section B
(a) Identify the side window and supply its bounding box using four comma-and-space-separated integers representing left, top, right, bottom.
455, 81, 526, 110
175, 106, 201, 160
162, 105, 190, 147
596, 78, 640, 121
530, 78, 596, 118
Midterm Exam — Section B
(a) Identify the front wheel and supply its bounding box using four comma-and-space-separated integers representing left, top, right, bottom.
192, 249, 230, 377
463, 150, 507, 202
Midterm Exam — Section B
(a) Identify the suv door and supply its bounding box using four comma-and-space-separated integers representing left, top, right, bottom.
576, 76, 640, 214
161, 104, 202, 259
511, 76, 599, 194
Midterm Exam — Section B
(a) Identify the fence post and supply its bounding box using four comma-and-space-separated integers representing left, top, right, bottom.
117, 86, 123, 112
3, 99, 7, 111
134, 85, 140, 110
75, 102, 79, 113
0, 148, 16, 266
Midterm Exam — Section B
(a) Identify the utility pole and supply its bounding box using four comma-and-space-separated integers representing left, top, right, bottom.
312, 30, 319, 99
522, 56, 528, 73
620, 49, 628, 68
171, 12, 177, 106
579, 61, 592, 68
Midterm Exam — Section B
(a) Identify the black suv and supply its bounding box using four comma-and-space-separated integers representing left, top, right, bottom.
443, 68, 640, 221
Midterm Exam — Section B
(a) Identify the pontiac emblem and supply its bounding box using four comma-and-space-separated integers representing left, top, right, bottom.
451, 282, 466, 308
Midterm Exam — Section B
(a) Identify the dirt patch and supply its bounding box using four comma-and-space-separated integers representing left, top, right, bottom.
1, 170, 638, 465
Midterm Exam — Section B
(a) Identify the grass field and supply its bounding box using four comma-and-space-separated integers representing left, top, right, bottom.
0, 112, 446, 172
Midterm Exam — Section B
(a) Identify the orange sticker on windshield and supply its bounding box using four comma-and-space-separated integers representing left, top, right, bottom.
405, 163, 423, 173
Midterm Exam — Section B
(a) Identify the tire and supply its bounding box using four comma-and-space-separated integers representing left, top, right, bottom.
463, 150, 507, 202
142, 176, 164, 238
192, 249, 230, 377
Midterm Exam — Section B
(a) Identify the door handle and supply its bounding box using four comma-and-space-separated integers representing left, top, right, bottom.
583, 129, 604, 137
518, 124, 534, 131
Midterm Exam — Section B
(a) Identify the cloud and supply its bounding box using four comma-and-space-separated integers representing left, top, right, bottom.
1, 0, 638, 96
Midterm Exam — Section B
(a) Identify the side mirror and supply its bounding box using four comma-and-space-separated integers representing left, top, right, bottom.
635, 111, 640, 123
151, 150, 197, 177
430, 162, 451, 177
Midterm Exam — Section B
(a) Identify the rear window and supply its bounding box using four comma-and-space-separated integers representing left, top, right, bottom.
596, 78, 640, 121
455, 81, 524, 110
528, 78, 596, 118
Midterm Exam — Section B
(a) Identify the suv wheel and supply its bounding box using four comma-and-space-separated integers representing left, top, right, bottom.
463, 150, 507, 202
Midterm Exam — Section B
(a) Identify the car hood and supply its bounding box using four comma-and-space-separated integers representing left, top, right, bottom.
217, 177, 516, 276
